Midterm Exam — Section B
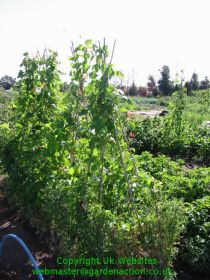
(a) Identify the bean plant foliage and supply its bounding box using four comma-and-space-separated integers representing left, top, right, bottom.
0, 40, 188, 278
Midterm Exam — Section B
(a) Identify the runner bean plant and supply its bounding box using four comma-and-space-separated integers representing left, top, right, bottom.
0, 40, 187, 279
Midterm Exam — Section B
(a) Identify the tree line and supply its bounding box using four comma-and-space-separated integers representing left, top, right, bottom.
1, 65, 210, 96
123, 65, 210, 96
0, 75, 16, 90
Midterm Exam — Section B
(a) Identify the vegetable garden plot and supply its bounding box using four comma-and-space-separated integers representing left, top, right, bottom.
1, 40, 209, 279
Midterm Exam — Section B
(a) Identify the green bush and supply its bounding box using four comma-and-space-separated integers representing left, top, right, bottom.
182, 196, 210, 273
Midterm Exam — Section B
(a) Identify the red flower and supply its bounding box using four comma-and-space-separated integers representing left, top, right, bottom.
129, 131, 135, 139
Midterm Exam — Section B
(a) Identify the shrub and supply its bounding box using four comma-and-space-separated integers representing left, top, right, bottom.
182, 196, 210, 274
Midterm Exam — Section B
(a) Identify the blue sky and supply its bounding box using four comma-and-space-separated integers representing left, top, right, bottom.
1, 0, 210, 85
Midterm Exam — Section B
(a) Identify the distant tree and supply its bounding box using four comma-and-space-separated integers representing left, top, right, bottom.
199, 76, 210, 90
0, 75, 16, 90
128, 82, 138, 96
158, 65, 174, 95
137, 86, 148, 96
184, 81, 192, 95
190, 72, 199, 91
147, 75, 159, 96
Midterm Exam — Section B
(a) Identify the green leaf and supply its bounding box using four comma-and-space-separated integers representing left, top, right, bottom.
126, 162, 133, 172
119, 106, 128, 113
68, 167, 75, 175
0, 123, 9, 129
115, 71, 124, 79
